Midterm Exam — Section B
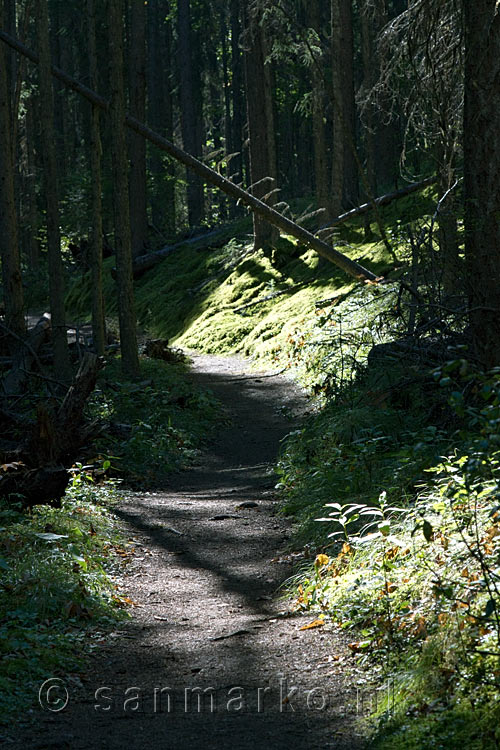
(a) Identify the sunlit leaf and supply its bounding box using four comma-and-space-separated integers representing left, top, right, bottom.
299, 619, 325, 631
34, 533, 68, 542
422, 520, 433, 542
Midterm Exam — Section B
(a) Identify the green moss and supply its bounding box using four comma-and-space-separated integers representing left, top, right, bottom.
65, 189, 432, 369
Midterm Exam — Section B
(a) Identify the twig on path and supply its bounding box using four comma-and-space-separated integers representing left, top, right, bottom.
201, 367, 289, 384
210, 629, 251, 641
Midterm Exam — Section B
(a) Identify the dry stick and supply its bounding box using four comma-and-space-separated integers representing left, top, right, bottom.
0, 29, 378, 283
229, 283, 307, 313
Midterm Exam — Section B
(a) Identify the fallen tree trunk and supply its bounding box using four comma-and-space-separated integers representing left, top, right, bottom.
325, 177, 437, 229
129, 180, 433, 279
0, 29, 383, 283
28, 352, 105, 465
128, 225, 241, 278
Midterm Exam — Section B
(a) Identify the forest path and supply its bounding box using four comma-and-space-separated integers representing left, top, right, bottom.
15, 353, 366, 750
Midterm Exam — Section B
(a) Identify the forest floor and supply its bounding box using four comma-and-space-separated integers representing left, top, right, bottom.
7, 352, 368, 750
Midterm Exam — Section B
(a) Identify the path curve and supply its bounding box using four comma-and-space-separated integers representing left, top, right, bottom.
13, 354, 365, 750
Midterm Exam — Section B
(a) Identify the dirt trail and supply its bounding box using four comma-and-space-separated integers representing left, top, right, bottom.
12, 354, 366, 750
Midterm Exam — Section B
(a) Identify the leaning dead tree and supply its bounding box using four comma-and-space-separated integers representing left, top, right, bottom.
0, 28, 380, 283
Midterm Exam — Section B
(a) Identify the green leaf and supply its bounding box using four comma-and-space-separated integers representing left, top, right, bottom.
434, 585, 454, 599
378, 521, 390, 537
34, 533, 68, 542
422, 520, 433, 542
484, 599, 496, 619
72, 555, 88, 571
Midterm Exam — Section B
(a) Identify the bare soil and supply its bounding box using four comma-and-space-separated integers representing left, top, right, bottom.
9, 353, 367, 750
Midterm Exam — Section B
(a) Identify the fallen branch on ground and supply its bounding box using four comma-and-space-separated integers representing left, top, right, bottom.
229, 284, 307, 314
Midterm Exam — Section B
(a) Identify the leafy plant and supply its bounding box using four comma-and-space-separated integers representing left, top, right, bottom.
0, 477, 131, 724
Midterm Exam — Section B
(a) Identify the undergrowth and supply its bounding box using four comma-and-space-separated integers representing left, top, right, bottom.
0, 472, 130, 724
278, 334, 500, 745
89, 357, 221, 486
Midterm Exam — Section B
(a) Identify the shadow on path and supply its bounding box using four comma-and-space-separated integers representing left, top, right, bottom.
11, 354, 366, 750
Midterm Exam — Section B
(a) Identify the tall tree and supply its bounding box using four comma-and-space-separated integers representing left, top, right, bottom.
108, 0, 140, 377
308, 0, 330, 219
3, 0, 16, 111
35, 0, 72, 381
331, 0, 358, 213
242, 0, 278, 251
87, 0, 105, 357
330, 0, 344, 217
129, 0, 148, 257
24, 93, 40, 270
0, 0, 24, 340
464, 1, 500, 367
229, 0, 245, 192
148, 0, 176, 234
177, 0, 204, 227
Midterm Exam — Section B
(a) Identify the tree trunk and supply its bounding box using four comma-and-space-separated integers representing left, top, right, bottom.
221, 11, 232, 212
340, 0, 358, 208
359, 0, 376, 240
177, 0, 204, 227
87, 0, 106, 357
0, 0, 24, 341
464, 2, 500, 368
359, 0, 399, 231
25, 94, 40, 270
242, 1, 278, 252
230, 0, 245, 193
107, 0, 140, 378
4, 0, 15, 112
331, 0, 358, 212
2, 313, 51, 396
129, 0, 148, 257
147, 0, 175, 233
360, 0, 377, 196
34, 0, 72, 382
309, 0, 330, 221
330, 0, 344, 217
